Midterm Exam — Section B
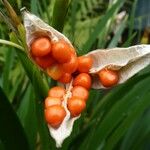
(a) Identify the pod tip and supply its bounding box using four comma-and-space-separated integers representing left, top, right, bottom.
20, 7, 27, 13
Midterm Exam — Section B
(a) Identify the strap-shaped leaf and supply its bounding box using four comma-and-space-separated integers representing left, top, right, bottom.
87, 75, 150, 150
0, 86, 29, 150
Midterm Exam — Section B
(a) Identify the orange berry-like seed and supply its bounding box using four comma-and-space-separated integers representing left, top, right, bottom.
73, 73, 92, 89
51, 40, 73, 63
45, 97, 62, 108
48, 86, 65, 98
72, 86, 89, 101
70, 47, 76, 56
98, 68, 119, 87
58, 73, 72, 84
31, 37, 51, 57
34, 55, 55, 69
47, 63, 63, 80
61, 54, 78, 73
67, 97, 86, 117
77, 56, 93, 73
45, 105, 66, 128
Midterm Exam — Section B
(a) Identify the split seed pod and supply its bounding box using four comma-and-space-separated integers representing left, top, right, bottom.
22, 9, 150, 148
21, 8, 76, 69
21, 9, 79, 148
86, 45, 150, 89
48, 82, 80, 147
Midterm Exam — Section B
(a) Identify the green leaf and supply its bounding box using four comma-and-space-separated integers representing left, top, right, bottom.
52, 0, 71, 32
108, 16, 127, 48
40, 0, 51, 22
2, 47, 14, 97
9, 63, 25, 100
17, 84, 37, 150
0, 140, 5, 150
31, 0, 39, 15
122, 32, 137, 47
87, 75, 150, 150
10, 18, 54, 150
0, 86, 30, 150
105, 91, 150, 150
16, 50, 49, 99
121, 110, 150, 150
68, 119, 96, 150
128, 0, 138, 37
70, 0, 78, 38
36, 102, 56, 150
9, 31, 49, 100
82, 0, 125, 53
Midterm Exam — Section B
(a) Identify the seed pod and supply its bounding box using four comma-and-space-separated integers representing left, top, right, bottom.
21, 9, 80, 147
86, 45, 150, 89
48, 82, 80, 148
21, 9, 76, 70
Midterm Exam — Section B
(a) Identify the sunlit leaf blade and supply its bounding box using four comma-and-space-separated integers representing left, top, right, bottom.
0, 86, 30, 150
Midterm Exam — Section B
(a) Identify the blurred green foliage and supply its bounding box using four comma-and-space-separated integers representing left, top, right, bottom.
0, 0, 150, 150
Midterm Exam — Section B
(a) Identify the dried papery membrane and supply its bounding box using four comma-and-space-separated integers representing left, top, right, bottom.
21, 9, 74, 52
86, 45, 150, 89
48, 82, 79, 148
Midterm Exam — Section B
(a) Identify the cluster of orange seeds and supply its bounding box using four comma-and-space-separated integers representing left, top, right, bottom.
67, 72, 92, 118
31, 37, 77, 83
44, 59, 93, 127
44, 86, 66, 128
30, 36, 119, 128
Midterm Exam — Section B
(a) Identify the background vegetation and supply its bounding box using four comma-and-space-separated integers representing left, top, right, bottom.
0, 0, 150, 150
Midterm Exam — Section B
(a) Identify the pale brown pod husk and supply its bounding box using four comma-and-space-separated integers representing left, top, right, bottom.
86, 45, 150, 89
48, 81, 79, 148
21, 9, 76, 71
21, 9, 73, 49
